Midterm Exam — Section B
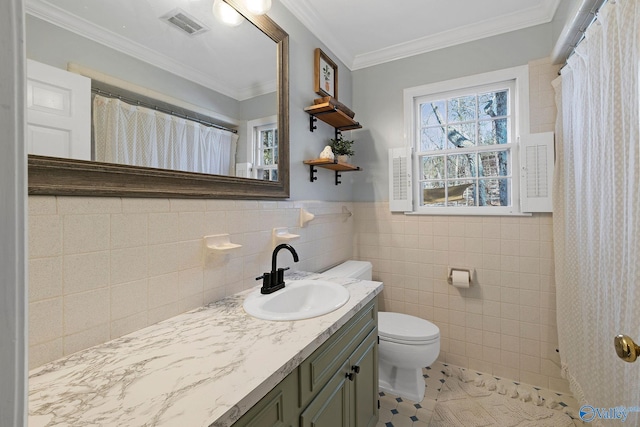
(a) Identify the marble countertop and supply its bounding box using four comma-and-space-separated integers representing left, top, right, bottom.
28, 272, 383, 427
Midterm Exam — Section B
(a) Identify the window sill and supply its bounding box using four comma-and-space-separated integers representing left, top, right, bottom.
405, 209, 532, 217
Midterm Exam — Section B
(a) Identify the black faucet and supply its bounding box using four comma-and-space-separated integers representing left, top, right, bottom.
256, 244, 299, 294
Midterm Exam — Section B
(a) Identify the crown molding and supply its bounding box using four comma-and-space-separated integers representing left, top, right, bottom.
352, 2, 559, 70
282, 0, 561, 71
279, 0, 355, 69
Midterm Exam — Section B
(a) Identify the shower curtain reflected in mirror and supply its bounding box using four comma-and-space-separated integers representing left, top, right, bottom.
553, 0, 639, 421
94, 95, 238, 175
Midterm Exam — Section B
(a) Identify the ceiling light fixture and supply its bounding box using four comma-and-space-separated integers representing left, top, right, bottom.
212, 0, 244, 27
244, 0, 272, 15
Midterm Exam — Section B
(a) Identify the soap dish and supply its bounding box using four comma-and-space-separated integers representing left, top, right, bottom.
272, 227, 300, 246
204, 234, 242, 252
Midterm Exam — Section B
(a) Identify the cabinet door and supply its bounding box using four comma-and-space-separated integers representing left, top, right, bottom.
351, 329, 378, 427
299, 301, 377, 409
300, 361, 350, 427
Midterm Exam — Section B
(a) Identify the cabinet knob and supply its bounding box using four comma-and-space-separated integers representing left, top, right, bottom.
351, 365, 361, 374
345, 372, 354, 381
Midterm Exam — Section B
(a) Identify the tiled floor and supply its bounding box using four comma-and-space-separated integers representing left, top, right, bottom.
376, 361, 584, 426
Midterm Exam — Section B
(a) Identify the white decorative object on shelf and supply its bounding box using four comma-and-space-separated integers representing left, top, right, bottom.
272, 227, 300, 246
319, 145, 335, 160
204, 234, 242, 252
299, 208, 315, 227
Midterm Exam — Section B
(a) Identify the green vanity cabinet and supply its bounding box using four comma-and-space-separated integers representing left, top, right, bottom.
232, 298, 378, 427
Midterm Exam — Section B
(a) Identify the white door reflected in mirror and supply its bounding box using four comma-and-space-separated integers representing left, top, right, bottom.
26, 59, 91, 160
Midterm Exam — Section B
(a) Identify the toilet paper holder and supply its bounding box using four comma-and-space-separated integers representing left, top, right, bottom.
447, 267, 472, 285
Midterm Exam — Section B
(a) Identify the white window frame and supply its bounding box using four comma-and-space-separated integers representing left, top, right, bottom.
403, 65, 530, 216
246, 115, 278, 180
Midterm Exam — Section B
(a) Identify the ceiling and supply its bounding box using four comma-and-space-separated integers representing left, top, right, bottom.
280, 0, 562, 70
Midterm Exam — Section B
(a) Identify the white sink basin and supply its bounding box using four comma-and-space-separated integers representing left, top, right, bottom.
243, 279, 350, 321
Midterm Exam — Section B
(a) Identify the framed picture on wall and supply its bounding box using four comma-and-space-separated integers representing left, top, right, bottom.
314, 48, 338, 99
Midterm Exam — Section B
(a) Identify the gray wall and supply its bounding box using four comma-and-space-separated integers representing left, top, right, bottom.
267, 1, 355, 201
1, 0, 27, 424
350, 23, 556, 202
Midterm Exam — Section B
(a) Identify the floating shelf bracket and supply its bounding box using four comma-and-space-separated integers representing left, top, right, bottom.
309, 115, 317, 132
309, 164, 318, 182
303, 159, 361, 186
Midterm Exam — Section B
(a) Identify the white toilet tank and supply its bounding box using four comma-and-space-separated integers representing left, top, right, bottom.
322, 260, 372, 281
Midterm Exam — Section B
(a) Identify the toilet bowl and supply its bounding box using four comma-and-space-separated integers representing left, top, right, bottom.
321, 260, 441, 403
377, 312, 440, 402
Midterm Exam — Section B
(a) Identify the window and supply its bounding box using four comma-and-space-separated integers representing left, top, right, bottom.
245, 115, 278, 181
395, 65, 551, 215
255, 123, 278, 181
416, 80, 514, 209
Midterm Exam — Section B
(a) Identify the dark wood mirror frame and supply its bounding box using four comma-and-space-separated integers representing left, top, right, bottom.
28, 0, 289, 199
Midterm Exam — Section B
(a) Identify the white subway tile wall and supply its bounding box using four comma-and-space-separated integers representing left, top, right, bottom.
28, 198, 353, 369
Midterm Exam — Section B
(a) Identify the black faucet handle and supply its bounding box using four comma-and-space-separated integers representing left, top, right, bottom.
256, 271, 272, 286
276, 267, 290, 285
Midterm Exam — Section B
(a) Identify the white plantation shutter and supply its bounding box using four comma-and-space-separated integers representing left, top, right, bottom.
389, 147, 413, 212
520, 132, 554, 212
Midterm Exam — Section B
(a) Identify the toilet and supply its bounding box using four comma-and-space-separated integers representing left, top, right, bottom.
322, 260, 440, 403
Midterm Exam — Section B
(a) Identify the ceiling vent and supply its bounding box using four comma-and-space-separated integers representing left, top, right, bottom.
161, 8, 209, 36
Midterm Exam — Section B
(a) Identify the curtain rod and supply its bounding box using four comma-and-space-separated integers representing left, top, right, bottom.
553, 0, 609, 73
91, 87, 238, 134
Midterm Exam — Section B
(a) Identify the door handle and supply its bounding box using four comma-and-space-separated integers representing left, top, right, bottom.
614, 334, 640, 363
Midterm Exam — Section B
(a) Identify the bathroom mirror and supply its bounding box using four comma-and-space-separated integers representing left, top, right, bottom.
26, 0, 290, 199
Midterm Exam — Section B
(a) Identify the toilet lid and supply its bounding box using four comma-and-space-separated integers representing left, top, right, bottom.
378, 312, 440, 343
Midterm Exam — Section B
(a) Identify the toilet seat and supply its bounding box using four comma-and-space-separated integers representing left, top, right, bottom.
378, 312, 440, 344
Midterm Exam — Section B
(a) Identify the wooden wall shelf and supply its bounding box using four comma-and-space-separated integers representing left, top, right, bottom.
303, 159, 361, 185
304, 103, 362, 136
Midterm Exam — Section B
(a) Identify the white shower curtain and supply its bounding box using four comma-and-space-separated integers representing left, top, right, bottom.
93, 95, 238, 175
553, 1, 639, 423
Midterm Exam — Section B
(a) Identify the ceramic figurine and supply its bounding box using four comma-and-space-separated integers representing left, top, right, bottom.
319, 145, 334, 160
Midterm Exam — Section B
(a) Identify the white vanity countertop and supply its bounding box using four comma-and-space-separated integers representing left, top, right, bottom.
28, 272, 382, 427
